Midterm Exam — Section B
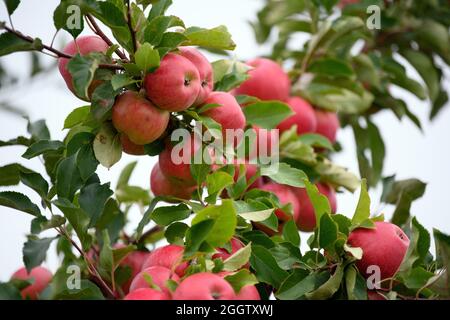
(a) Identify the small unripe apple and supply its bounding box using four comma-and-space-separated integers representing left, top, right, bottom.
293, 183, 337, 232
11, 266, 52, 300
142, 244, 189, 277
124, 288, 170, 300
173, 272, 236, 300
277, 97, 317, 135
129, 266, 179, 294
260, 182, 300, 221
120, 134, 145, 156
112, 91, 169, 145
314, 109, 340, 143
347, 221, 410, 280
150, 164, 197, 200
233, 58, 290, 101
144, 53, 201, 111
179, 47, 213, 106
58, 35, 109, 100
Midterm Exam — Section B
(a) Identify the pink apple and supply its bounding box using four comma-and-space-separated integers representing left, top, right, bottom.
124, 288, 171, 300
129, 266, 179, 294
144, 53, 201, 111
277, 97, 317, 135
11, 266, 52, 300
347, 221, 410, 280
150, 164, 197, 200
142, 244, 189, 277
179, 47, 213, 106
233, 58, 290, 101
173, 273, 236, 300
235, 285, 260, 300
314, 109, 340, 143
260, 182, 300, 221
212, 238, 247, 263
118, 247, 150, 293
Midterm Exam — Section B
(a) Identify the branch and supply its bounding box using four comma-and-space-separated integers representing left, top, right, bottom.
126, 0, 137, 58
134, 225, 163, 245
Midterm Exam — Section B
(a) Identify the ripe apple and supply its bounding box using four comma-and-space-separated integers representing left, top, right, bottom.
212, 238, 246, 262
235, 285, 260, 300
11, 266, 52, 300
124, 288, 170, 300
173, 272, 236, 300
293, 183, 337, 232
347, 221, 410, 280
367, 290, 386, 300
144, 53, 201, 111
120, 134, 145, 156
58, 35, 109, 100
150, 163, 197, 200
112, 91, 169, 145
314, 109, 340, 143
179, 47, 213, 106
119, 248, 150, 293
260, 182, 300, 221
246, 126, 278, 160
277, 97, 317, 135
232, 160, 263, 189
233, 58, 290, 101
129, 266, 179, 294
142, 244, 189, 277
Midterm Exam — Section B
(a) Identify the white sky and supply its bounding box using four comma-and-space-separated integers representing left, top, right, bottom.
0, 0, 449, 280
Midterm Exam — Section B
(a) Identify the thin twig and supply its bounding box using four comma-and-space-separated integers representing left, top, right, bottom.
126, 0, 137, 58
134, 225, 163, 245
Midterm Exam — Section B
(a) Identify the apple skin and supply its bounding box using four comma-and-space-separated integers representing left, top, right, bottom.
11, 266, 52, 300
367, 290, 386, 300
277, 97, 317, 135
124, 288, 171, 300
119, 249, 150, 293
293, 183, 337, 232
260, 182, 300, 222
150, 164, 197, 200
212, 238, 246, 263
58, 35, 110, 100
129, 266, 179, 294
339, 0, 360, 8
179, 47, 213, 106
313, 109, 340, 143
173, 272, 236, 300
232, 161, 263, 190
200, 91, 246, 146
144, 53, 201, 111
142, 244, 189, 277
347, 221, 410, 280
112, 91, 170, 145
120, 134, 145, 156
247, 126, 278, 160
216, 271, 260, 300
233, 58, 290, 101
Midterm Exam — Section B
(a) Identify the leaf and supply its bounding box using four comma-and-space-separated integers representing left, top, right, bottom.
351, 179, 370, 226
20, 171, 49, 200
135, 43, 160, 73
345, 265, 367, 300
282, 220, 300, 247
243, 101, 293, 129
399, 217, 431, 274
0, 32, 40, 57
147, 0, 173, 22
110, 74, 137, 90
308, 58, 354, 78
56, 154, 83, 201
184, 219, 215, 257
0, 191, 40, 216
261, 163, 307, 188
250, 245, 289, 288
305, 264, 345, 299
63, 106, 90, 129
212, 59, 251, 91
53, 279, 105, 300
165, 222, 188, 244
22, 140, 65, 159
223, 243, 252, 272
79, 182, 113, 227
116, 161, 137, 188
314, 158, 360, 192
319, 213, 338, 250
143, 15, 185, 46
184, 26, 236, 50
115, 185, 151, 205
205, 171, 234, 201
151, 204, 191, 226
298, 133, 334, 150
67, 54, 99, 100
23, 236, 56, 272
0, 283, 22, 300
304, 180, 331, 226
224, 269, 258, 293
4, 0, 20, 15
93, 123, 122, 169
91, 81, 118, 122
276, 270, 329, 300
238, 208, 274, 222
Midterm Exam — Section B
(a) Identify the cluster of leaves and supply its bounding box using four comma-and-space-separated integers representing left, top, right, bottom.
251, 0, 450, 188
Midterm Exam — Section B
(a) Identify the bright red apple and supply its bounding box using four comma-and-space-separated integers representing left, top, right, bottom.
118, 248, 150, 293
277, 97, 317, 135
11, 266, 52, 300
314, 109, 340, 143
173, 272, 236, 300
260, 182, 300, 221
235, 285, 260, 300
129, 266, 179, 294
124, 288, 170, 300
150, 164, 197, 200
142, 244, 189, 277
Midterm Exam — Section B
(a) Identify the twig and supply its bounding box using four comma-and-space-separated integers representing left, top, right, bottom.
134, 225, 163, 245
126, 0, 137, 58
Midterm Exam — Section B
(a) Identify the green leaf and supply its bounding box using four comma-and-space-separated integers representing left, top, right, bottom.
224, 269, 258, 293
184, 26, 236, 50
143, 15, 185, 46
4, 0, 20, 15
250, 245, 289, 288
261, 163, 307, 188
308, 58, 354, 78
243, 101, 293, 129
206, 171, 234, 201
276, 270, 329, 300
23, 236, 56, 273
79, 182, 113, 227
147, 0, 173, 22
223, 243, 252, 272
116, 161, 137, 188
53, 1, 83, 38
319, 213, 338, 250
0, 191, 40, 216
63, 106, 90, 129
314, 158, 360, 192
20, 171, 49, 200
184, 219, 215, 257
305, 264, 345, 299
237, 207, 274, 222
110, 74, 138, 90
165, 222, 188, 244
135, 43, 160, 73
0, 32, 40, 57
351, 179, 370, 226
0, 283, 22, 300
304, 180, 331, 226
298, 133, 334, 150
56, 154, 83, 201
151, 203, 191, 226
282, 220, 300, 247
22, 140, 65, 159
67, 54, 99, 100
116, 185, 151, 205
345, 265, 367, 300
52, 279, 105, 300
399, 217, 431, 274
93, 123, 122, 169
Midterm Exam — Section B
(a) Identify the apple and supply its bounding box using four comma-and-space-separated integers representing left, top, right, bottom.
142, 244, 189, 277
246, 126, 278, 160
58, 35, 110, 100
11, 266, 52, 300
212, 238, 246, 262
277, 97, 317, 135
144, 53, 201, 111
232, 160, 263, 189
179, 47, 213, 106
339, 0, 360, 8
293, 183, 337, 232
150, 164, 197, 200
112, 91, 169, 145
129, 266, 179, 294
119, 249, 150, 293
120, 134, 145, 156
367, 290, 387, 300
260, 182, 300, 221
347, 221, 410, 280
233, 58, 290, 101
314, 109, 340, 144
124, 288, 170, 300
200, 91, 246, 146
235, 285, 260, 300
173, 272, 236, 300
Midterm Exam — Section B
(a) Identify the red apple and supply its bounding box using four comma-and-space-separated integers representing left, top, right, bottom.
129, 266, 179, 294
367, 290, 387, 300
118, 248, 150, 293
173, 272, 236, 300
179, 47, 213, 106
246, 126, 279, 160
142, 244, 189, 277
232, 160, 263, 190
144, 53, 201, 111
314, 109, 340, 143
120, 134, 145, 156
233, 58, 290, 101
212, 238, 246, 262
11, 266, 52, 300
260, 182, 300, 221
293, 183, 337, 232
347, 221, 410, 280
277, 97, 317, 135
58, 35, 109, 100
150, 164, 197, 200
235, 285, 260, 300
124, 288, 170, 300
112, 91, 169, 145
